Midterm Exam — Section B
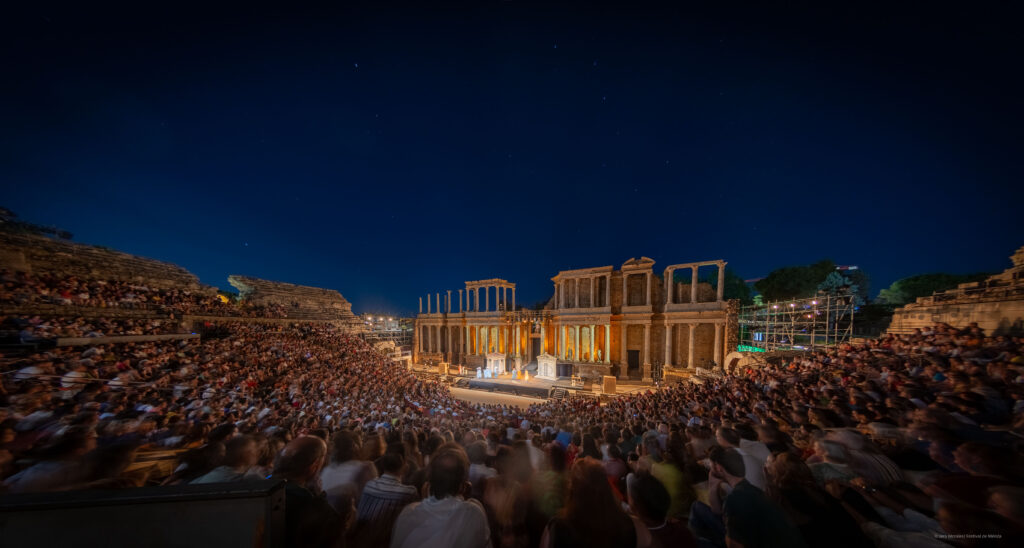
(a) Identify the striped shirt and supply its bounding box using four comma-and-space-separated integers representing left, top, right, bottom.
356, 474, 418, 523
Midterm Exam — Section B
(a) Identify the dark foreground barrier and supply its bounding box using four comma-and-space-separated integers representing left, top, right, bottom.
0, 480, 285, 548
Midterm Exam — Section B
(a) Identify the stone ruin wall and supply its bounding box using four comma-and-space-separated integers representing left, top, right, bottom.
227, 275, 360, 325
0, 232, 207, 292
889, 245, 1024, 335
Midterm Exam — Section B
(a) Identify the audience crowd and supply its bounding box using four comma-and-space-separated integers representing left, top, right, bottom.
3, 315, 182, 341
0, 270, 288, 317
1, 319, 1022, 547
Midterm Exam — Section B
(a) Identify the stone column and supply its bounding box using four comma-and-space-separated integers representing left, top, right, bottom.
604, 324, 610, 363
622, 273, 629, 307
447, 290, 452, 313
574, 325, 580, 361
427, 294, 431, 314
665, 323, 673, 367
643, 324, 650, 365
485, 286, 489, 311
688, 324, 695, 368
717, 263, 726, 301
512, 288, 516, 311
665, 268, 673, 305
436, 293, 440, 315
589, 324, 596, 362
645, 271, 652, 306
465, 326, 470, 359
559, 325, 564, 359
714, 323, 722, 366
540, 324, 546, 355
459, 290, 463, 313
620, 324, 628, 378
589, 277, 595, 308
419, 297, 423, 314
691, 267, 699, 303
514, 323, 519, 356
555, 282, 560, 310
574, 279, 580, 309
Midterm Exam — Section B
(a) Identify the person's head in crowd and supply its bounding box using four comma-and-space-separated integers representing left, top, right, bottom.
558, 457, 634, 547
223, 435, 259, 471
628, 472, 671, 526
43, 425, 98, 461
426, 446, 470, 499
80, 442, 141, 488
466, 440, 488, 465
378, 450, 405, 477
274, 436, 328, 487
329, 430, 360, 464
708, 446, 745, 484
207, 423, 236, 445
716, 427, 741, 449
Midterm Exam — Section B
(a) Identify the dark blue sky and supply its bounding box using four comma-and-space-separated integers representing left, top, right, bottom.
2, 3, 1021, 314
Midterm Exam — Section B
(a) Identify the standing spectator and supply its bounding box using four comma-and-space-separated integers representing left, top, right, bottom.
391, 445, 490, 548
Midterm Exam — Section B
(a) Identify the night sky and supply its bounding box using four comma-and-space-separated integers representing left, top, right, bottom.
3, 3, 1021, 314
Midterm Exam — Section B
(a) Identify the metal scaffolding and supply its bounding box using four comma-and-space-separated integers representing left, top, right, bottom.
738, 290, 855, 351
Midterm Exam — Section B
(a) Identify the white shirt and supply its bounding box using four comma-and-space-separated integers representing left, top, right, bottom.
734, 446, 766, 490
320, 460, 377, 512
390, 496, 490, 548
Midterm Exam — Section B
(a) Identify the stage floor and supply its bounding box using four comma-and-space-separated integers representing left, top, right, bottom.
462, 373, 563, 398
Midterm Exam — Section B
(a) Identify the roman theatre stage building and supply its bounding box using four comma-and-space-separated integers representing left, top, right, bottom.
413, 257, 738, 384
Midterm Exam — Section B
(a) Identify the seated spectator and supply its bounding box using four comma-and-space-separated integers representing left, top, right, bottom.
321, 430, 378, 513
540, 457, 650, 548
352, 451, 418, 547
466, 440, 496, 500
764, 452, 869, 547
272, 436, 344, 548
627, 472, 696, 548
391, 445, 490, 548
192, 435, 258, 484
3, 426, 97, 493
693, 446, 806, 548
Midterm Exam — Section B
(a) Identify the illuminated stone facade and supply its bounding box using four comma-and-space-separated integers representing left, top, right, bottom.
414, 257, 737, 384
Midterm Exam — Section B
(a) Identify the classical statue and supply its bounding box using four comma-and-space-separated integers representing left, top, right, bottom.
596, 349, 602, 362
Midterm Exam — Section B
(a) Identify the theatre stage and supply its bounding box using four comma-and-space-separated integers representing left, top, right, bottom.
456, 372, 571, 399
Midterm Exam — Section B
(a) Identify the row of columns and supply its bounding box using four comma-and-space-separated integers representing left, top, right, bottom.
461, 324, 527, 356
419, 286, 517, 314
664, 322, 724, 368
420, 320, 725, 371
555, 275, 610, 310
664, 262, 727, 304
552, 324, 611, 363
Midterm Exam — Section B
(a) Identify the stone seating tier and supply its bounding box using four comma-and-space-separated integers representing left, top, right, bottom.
0, 233, 207, 292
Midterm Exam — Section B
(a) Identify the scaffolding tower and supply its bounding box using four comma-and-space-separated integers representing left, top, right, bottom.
738, 290, 856, 352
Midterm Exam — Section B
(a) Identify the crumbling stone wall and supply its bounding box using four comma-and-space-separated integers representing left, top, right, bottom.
0, 232, 206, 291
227, 275, 359, 323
